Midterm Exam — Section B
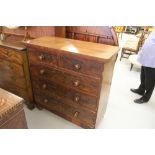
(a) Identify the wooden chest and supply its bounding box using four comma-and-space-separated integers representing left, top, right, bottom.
0, 41, 34, 109
0, 88, 27, 129
25, 36, 119, 128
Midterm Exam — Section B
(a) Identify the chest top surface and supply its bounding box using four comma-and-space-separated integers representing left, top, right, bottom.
25, 36, 120, 62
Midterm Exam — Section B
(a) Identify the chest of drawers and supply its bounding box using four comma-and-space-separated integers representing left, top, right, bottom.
0, 42, 34, 109
25, 36, 119, 128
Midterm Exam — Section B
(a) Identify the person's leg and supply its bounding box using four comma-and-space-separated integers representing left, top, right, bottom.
142, 66, 155, 101
131, 66, 145, 95
138, 66, 145, 93
134, 66, 155, 103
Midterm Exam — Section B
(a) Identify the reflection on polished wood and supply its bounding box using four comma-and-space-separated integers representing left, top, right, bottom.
25, 36, 119, 61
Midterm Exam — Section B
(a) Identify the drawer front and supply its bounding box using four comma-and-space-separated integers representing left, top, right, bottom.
34, 91, 62, 113
32, 79, 98, 111
62, 103, 96, 126
0, 59, 27, 89
28, 48, 58, 67
30, 65, 100, 95
0, 46, 23, 64
59, 53, 104, 76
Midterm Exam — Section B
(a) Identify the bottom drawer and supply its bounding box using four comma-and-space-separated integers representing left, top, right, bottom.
62, 104, 96, 128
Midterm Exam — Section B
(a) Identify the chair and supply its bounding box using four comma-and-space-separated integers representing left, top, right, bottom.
128, 54, 141, 71
120, 32, 144, 61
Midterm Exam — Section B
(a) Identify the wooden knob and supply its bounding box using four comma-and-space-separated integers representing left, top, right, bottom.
73, 80, 80, 87
74, 64, 81, 70
74, 96, 80, 102
38, 54, 44, 60
74, 111, 79, 118
42, 84, 47, 89
44, 99, 48, 103
40, 69, 45, 75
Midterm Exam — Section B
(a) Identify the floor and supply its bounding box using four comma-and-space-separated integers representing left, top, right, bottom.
24, 33, 155, 129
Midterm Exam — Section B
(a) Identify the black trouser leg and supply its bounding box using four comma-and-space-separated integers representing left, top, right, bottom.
143, 66, 155, 101
138, 66, 145, 93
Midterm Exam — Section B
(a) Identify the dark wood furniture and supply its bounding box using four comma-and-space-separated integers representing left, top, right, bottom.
66, 26, 118, 46
0, 88, 27, 129
25, 36, 119, 128
2, 26, 65, 38
0, 37, 34, 109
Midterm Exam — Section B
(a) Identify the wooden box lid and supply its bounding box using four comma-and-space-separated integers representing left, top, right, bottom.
0, 88, 24, 119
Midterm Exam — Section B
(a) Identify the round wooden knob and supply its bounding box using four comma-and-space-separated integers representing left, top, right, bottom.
38, 54, 44, 60
44, 99, 48, 103
73, 80, 80, 87
74, 64, 81, 70
74, 96, 80, 102
40, 69, 45, 75
74, 111, 79, 118
42, 84, 47, 89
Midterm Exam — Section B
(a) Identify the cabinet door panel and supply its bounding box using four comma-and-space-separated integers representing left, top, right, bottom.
0, 59, 26, 89
0, 47, 23, 64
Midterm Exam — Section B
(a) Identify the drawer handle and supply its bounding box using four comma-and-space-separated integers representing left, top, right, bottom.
40, 69, 45, 75
44, 99, 48, 103
38, 54, 45, 60
42, 84, 47, 89
74, 64, 81, 70
74, 96, 80, 102
74, 111, 79, 118
73, 80, 80, 87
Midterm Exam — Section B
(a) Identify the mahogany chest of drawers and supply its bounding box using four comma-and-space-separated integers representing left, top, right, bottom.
25, 36, 119, 128
0, 42, 34, 109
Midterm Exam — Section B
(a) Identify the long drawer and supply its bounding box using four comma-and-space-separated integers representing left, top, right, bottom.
59, 53, 104, 77
32, 78, 98, 111
0, 46, 23, 64
30, 64, 100, 96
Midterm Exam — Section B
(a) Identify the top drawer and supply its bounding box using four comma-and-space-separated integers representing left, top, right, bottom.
0, 46, 23, 64
28, 48, 58, 67
59, 53, 104, 77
